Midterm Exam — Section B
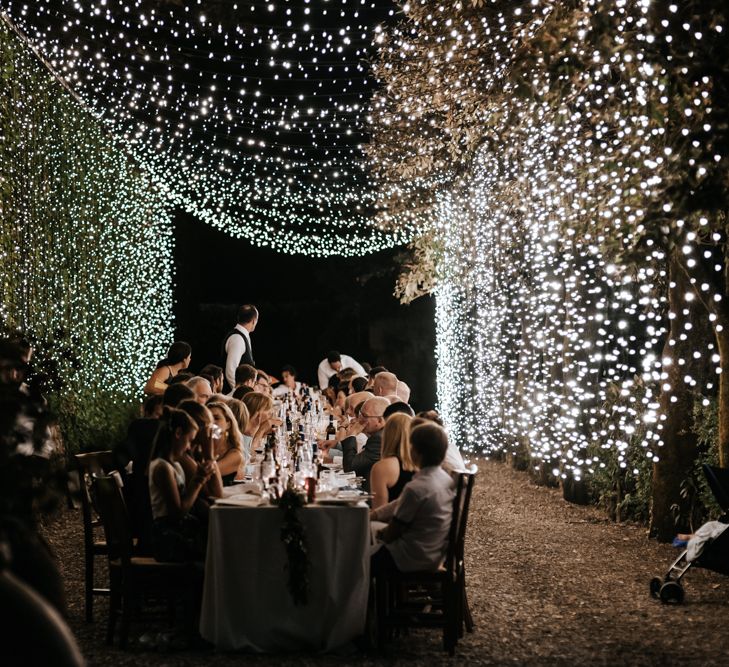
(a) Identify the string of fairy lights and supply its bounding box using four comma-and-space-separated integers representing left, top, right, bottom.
0, 0, 420, 256
0, 17, 174, 446
4, 0, 726, 474
372, 0, 727, 482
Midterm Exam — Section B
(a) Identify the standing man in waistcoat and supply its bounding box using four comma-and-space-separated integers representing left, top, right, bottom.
223, 304, 258, 391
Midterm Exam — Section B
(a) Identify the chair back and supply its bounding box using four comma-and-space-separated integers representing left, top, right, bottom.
74, 451, 116, 544
92, 472, 135, 564
444, 467, 477, 578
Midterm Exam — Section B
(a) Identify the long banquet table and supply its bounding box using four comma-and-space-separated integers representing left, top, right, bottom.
199, 501, 370, 652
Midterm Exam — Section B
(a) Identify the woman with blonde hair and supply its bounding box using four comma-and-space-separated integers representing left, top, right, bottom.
226, 398, 249, 435
369, 413, 416, 509
241, 391, 278, 458
207, 401, 244, 486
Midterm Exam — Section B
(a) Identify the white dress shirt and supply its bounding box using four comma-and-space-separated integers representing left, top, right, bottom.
273, 381, 302, 397
225, 324, 252, 390
386, 465, 455, 572
317, 354, 366, 390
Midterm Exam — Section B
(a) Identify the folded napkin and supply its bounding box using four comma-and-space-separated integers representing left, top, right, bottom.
222, 482, 261, 497
215, 494, 264, 507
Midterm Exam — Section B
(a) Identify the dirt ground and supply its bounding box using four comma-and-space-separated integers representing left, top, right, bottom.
41, 458, 729, 666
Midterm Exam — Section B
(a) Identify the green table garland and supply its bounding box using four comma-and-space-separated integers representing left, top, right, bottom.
276, 486, 310, 606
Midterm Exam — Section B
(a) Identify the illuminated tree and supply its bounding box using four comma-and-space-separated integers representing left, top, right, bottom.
369, 0, 729, 536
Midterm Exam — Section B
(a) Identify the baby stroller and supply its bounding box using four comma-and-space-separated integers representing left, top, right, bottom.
650, 464, 729, 604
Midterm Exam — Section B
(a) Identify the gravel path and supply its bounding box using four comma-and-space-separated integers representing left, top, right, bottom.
42, 458, 729, 666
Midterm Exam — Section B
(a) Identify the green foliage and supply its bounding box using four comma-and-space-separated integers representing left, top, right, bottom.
0, 23, 174, 453
674, 398, 723, 531
585, 377, 655, 523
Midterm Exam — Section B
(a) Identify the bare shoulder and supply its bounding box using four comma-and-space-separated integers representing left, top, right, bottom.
372, 456, 399, 477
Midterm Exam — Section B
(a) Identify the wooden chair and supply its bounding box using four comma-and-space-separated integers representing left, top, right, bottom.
92, 472, 202, 648
375, 468, 477, 655
74, 450, 116, 623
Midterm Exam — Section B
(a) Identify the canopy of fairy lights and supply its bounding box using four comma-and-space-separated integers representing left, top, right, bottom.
0, 0, 414, 256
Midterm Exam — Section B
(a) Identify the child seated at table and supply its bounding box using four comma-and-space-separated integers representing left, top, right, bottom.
149, 407, 216, 562
369, 422, 455, 573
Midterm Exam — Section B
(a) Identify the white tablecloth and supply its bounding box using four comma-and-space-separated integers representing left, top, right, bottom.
200, 502, 370, 652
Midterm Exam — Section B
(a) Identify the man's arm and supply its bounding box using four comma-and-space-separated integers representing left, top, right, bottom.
224, 334, 246, 389
344, 355, 366, 378
370, 498, 399, 523
378, 517, 407, 544
342, 435, 380, 478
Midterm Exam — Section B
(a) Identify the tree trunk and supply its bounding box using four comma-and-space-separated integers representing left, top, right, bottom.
650, 255, 701, 541
717, 324, 729, 467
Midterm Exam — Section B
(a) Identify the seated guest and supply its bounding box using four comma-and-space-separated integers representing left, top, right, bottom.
207, 401, 244, 486
383, 401, 415, 419
199, 373, 216, 393
350, 376, 368, 394
341, 396, 389, 490
241, 392, 276, 460
319, 391, 373, 461
416, 410, 443, 425
122, 383, 195, 553
232, 384, 253, 400
369, 413, 416, 510
113, 393, 164, 471
166, 371, 194, 386
143, 342, 192, 395
148, 408, 215, 562
199, 364, 224, 394
373, 371, 398, 397
162, 383, 195, 407
177, 400, 223, 499
317, 350, 366, 390
187, 376, 213, 405
227, 399, 249, 435
142, 394, 164, 419
273, 364, 301, 397
369, 423, 456, 573
113, 396, 166, 554
323, 373, 341, 411
233, 364, 257, 393
413, 412, 466, 472
254, 371, 272, 396
366, 365, 388, 390
396, 380, 411, 403
383, 394, 401, 404
338, 368, 359, 385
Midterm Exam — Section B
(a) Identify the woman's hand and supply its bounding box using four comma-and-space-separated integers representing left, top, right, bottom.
195, 460, 215, 484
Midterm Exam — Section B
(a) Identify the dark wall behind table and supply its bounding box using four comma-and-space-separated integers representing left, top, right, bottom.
172, 212, 437, 412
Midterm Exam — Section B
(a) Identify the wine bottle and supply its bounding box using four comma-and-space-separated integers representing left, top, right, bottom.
326, 414, 336, 441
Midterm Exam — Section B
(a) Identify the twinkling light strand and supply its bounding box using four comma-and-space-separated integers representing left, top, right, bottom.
0, 20, 174, 449
371, 0, 729, 485
0, 0, 415, 256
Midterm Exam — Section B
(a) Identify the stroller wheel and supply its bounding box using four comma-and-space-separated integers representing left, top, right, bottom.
649, 577, 663, 599
659, 581, 684, 604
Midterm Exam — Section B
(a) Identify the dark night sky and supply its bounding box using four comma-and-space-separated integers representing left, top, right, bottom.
172, 212, 438, 411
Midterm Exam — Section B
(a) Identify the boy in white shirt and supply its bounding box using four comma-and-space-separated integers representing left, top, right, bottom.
370, 422, 455, 573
